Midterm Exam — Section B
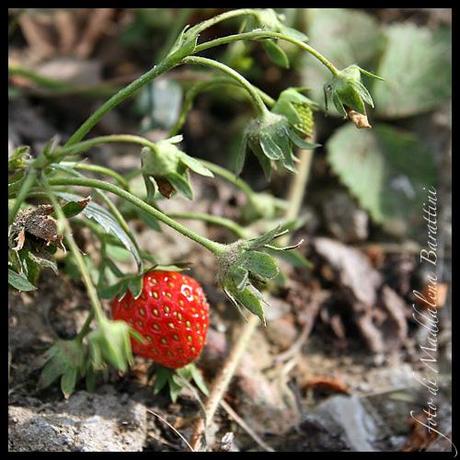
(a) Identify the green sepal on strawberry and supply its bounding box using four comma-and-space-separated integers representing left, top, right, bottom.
111, 270, 210, 369
148, 362, 209, 402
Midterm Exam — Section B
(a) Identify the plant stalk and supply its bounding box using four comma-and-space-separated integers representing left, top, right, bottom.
195, 30, 339, 75
190, 314, 259, 451
64, 60, 175, 147
47, 177, 225, 255
183, 56, 267, 115
41, 177, 106, 324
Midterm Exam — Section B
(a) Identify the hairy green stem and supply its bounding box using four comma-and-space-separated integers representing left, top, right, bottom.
195, 30, 339, 75
191, 8, 258, 34
47, 177, 225, 255
168, 211, 249, 239
41, 177, 106, 324
64, 60, 174, 147
56, 162, 129, 189
183, 56, 267, 115
56, 134, 157, 159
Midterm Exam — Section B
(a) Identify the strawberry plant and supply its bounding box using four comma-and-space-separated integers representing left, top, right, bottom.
8, 8, 383, 400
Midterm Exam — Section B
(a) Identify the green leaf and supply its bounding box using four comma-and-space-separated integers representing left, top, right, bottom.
373, 24, 451, 118
248, 225, 284, 249
38, 339, 85, 395
8, 268, 36, 291
265, 248, 313, 269
327, 123, 436, 236
8, 145, 30, 170
98, 278, 125, 300
230, 267, 249, 291
153, 367, 171, 394
105, 244, 131, 263
224, 279, 266, 324
87, 319, 134, 373
104, 258, 125, 278
179, 153, 214, 177
169, 379, 183, 403
128, 274, 143, 299
61, 196, 91, 218
301, 8, 384, 112
234, 131, 249, 176
190, 365, 209, 396
85, 365, 97, 392
167, 172, 194, 200
262, 40, 290, 69
136, 208, 162, 231
28, 251, 58, 274
243, 250, 279, 280
167, 25, 199, 62
56, 192, 142, 270
234, 285, 266, 324
61, 368, 78, 399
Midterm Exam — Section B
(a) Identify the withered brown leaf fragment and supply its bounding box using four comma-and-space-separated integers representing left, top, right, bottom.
346, 107, 372, 129
10, 205, 64, 250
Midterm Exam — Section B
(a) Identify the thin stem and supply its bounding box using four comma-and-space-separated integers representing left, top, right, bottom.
278, 130, 316, 247
56, 162, 129, 189
194, 31, 339, 76
191, 8, 258, 35
168, 77, 275, 137
47, 177, 225, 256
190, 315, 259, 451
9, 168, 37, 225
64, 60, 174, 147
41, 177, 106, 324
76, 311, 95, 342
168, 211, 249, 239
56, 134, 158, 160
183, 56, 267, 116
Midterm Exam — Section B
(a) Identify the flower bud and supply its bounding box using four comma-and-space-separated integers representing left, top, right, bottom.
141, 135, 213, 200
272, 88, 318, 138
217, 226, 300, 323
324, 64, 383, 118
237, 110, 318, 178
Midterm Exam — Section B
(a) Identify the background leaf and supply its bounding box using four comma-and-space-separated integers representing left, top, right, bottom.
372, 24, 452, 118
326, 123, 437, 237
8, 268, 37, 291
300, 8, 384, 113
57, 192, 142, 270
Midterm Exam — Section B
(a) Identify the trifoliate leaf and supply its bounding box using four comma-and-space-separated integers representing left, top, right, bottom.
373, 24, 451, 118
327, 123, 436, 237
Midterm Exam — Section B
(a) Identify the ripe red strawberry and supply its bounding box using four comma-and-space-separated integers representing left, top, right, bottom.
111, 270, 209, 369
